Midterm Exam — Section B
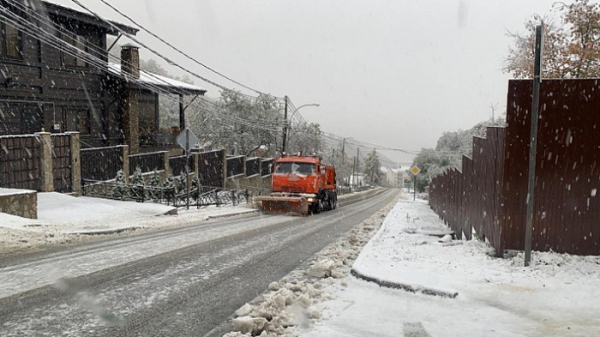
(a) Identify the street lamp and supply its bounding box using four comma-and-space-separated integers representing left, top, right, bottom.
282, 97, 319, 154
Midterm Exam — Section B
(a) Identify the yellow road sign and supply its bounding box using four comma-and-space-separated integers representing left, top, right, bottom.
411, 166, 421, 175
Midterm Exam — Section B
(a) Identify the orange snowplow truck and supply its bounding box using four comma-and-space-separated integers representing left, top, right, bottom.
258, 155, 337, 215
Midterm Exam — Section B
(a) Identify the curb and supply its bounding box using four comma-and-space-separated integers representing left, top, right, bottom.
68, 226, 144, 236
206, 209, 261, 220
350, 268, 459, 299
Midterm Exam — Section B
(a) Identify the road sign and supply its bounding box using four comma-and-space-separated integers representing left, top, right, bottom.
176, 128, 199, 152
411, 166, 421, 175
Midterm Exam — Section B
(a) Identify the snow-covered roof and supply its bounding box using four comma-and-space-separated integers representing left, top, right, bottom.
380, 167, 402, 173
108, 63, 206, 95
41, 0, 138, 35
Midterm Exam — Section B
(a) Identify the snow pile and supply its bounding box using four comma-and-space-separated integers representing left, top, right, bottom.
223, 196, 400, 337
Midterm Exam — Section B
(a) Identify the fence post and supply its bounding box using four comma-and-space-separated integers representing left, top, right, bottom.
68, 132, 81, 196
222, 150, 227, 189
120, 145, 130, 183
162, 151, 170, 181
221, 150, 227, 189
192, 152, 199, 178
36, 132, 54, 192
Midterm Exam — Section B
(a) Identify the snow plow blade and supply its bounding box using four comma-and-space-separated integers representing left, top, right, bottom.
259, 196, 309, 216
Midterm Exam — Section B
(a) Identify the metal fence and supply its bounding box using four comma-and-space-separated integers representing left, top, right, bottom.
83, 179, 249, 208
81, 146, 122, 181
246, 157, 260, 177
169, 155, 188, 176
261, 158, 274, 177
197, 149, 224, 188
130, 152, 165, 175
226, 155, 245, 178
429, 79, 600, 256
429, 127, 505, 256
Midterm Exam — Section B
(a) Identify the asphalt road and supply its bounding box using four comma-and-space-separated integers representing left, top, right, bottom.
0, 189, 398, 337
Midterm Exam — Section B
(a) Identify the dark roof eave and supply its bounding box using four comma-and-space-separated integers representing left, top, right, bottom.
44, 2, 138, 35
134, 83, 207, 96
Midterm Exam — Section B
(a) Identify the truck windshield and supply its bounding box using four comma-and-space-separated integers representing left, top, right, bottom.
275, 162, 316, 175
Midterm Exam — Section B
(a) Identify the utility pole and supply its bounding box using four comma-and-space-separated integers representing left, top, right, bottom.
525, 24, 543, 267
282, 95, 288, 155
351, 156, 356, 189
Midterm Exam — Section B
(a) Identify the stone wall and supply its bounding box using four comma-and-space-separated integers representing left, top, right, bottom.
0, 189, 37, 219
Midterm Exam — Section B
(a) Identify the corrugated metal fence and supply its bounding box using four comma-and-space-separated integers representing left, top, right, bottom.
429, 79, 600, 256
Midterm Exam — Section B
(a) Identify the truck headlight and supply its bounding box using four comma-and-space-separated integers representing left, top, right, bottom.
307, 197, 315, 202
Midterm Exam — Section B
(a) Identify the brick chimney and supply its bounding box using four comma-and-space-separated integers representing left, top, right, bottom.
120, 43, 140, 154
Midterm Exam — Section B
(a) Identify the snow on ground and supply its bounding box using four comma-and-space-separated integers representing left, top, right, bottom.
0, 192, 258, 253
302, 198, 600, 337
221, 193, 401, 337
223, 195, 600, 337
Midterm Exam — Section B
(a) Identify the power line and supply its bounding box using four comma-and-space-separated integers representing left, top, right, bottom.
96, 0, 275, 98
69, 0, 266, 98
0, 6, 194, 106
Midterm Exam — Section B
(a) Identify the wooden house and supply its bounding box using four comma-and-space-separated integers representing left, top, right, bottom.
0, 0, 205, 153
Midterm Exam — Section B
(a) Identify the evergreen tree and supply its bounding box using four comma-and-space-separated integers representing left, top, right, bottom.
131, 167, 145, 201
148, 170, 161, 200
163, 175, 175, 203
191, 175, 201, 200
176, 175, 187, 203
112, 169, 128, 200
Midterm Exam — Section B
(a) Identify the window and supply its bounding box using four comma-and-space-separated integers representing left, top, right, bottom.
62, 33, 86, 67
1, 23, 22, 59
78, 109, 90, 134
274, 162, 316, 175
63, 109, 90, 134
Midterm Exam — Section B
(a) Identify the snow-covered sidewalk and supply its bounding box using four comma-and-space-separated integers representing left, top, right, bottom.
304, 198, 600, 337
0, 192, 258, 252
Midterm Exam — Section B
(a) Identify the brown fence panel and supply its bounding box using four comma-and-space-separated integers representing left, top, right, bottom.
261, 159, 274, 177
485, 127, 505, 255
429, 127, 505, 255
246, 157, 260, 177
460, 156, 471, 240
169, 155, 188, 176
502, 79, 600, 255
226, 155, 245, 178
51, 134, 72, 193
0, 135, 41, 191
130, 152, 165, 175
81, 146, 122, 181
197, 149, 224, 188
430, 79, 600, 256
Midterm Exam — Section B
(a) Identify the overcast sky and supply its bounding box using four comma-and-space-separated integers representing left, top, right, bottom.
50, 0, 568, 164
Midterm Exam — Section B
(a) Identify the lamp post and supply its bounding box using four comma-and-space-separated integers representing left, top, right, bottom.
282, 99, 319, 154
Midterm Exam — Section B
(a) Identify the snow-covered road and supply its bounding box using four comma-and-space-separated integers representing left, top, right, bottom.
0, 189, 398, 337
